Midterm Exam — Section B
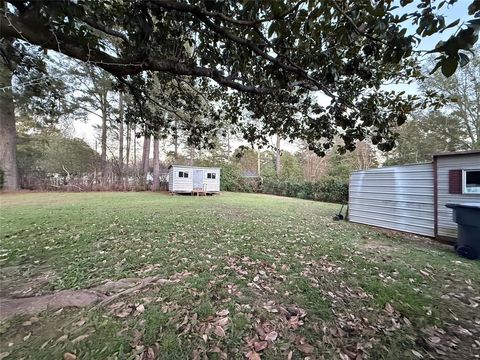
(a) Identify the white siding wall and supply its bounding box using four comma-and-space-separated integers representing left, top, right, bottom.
349, 163, 435, 237
436, 154, 480, 238
168, 167, 174, 192
204, 169, 221, 192
169, 166, 221, 193
171, 166, 193, 192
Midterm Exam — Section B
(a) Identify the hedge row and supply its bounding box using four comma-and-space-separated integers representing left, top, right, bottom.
262, 178, 348, 204
220, 167, 348, 204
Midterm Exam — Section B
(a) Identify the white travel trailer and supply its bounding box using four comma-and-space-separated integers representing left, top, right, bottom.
168, 165, 221, 194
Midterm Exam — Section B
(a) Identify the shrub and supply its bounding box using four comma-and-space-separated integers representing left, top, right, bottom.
220, 164, 241, 191
262, 177, 348, 204
221, 166, 348, 204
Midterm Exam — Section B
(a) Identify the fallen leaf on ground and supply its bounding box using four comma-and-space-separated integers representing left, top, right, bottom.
254, 341, 268, 352
55, 335, 68, 344
131, 329, 143, 347
216, 309, 229, 316
191, 350, 201, 360
297, 343, 314, 354
265, 331, 278, 342
74, 319, 86, 327
141, 347, 155, 360
411, 349, 424, 358
63, 353, 77, 360
135, 304, 145, 315
454, 326, 472, 336
115, 307, 132, 318
428, 336, 441, 344
385, 303, 395, 314
246, 350, 261, 360
72, 334, 89, 343
215, 317, 229, 327
214, 326, 226, 337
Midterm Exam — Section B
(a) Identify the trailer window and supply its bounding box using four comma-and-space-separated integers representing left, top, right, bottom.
179, 171, 189, 178
207, 172, 216, 179
464, 170, 480, 194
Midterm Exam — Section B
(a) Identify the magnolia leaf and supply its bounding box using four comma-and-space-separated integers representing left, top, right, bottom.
441, 56, 458, 77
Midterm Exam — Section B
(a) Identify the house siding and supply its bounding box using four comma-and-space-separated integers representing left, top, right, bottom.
349, 163, 435, 237
168, 167, 174, 192
436, 153, 480, 238
204, 169, 220, 192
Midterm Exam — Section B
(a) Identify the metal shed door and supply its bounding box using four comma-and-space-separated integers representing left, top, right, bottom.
193, 169, 204, 190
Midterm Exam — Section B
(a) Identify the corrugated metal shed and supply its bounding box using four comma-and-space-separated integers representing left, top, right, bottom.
435, 153, 480, 238
349, 163, 435, 237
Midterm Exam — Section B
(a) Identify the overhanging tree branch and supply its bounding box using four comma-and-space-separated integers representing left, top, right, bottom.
149, 0, 305, 26
0, 11, 274, 95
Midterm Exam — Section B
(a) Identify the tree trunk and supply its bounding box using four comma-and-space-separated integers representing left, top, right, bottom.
100, 101, 108, 185
142, 133, 151, 189
275, 133, 281, 177
152, 135, 160, 191
0, 55, 18, 190
173, 119, 178, 161
189, 145, 194, 166
227, 133, 231, 157
133, 129, 137, 175
124, 120, 131, 190
257, 148, 261, 176
117, 91, 124, 186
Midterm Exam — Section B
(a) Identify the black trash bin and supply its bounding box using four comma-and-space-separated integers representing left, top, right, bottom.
446, 203, 480, 260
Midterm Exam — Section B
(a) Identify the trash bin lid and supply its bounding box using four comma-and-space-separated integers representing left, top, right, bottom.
446, 203, 480, 210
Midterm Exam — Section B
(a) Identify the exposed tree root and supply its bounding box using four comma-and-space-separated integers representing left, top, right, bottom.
0, 272, 190, 321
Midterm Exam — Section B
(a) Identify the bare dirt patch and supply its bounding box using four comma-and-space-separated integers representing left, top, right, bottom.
0, 265, 56, 298
358, 239, 396, 253
210, 204, 251, 220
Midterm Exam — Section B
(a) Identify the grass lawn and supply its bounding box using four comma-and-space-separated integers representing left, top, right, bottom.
0, 192, 479, 360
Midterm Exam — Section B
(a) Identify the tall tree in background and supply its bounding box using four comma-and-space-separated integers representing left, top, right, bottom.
385, 111, 467, 165
117, 91, 124, 187
152, 130, 161, 191
0, 40, 17, 189
142, 133, 151, 188
1, 42, 80, 189
275, 134, 281, 177
297, 144, 329, 182
65, 63, 115, 183
420, 52, 480, 149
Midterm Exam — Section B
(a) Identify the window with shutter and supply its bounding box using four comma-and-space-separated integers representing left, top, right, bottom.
463, 170, 480, 194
